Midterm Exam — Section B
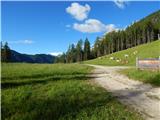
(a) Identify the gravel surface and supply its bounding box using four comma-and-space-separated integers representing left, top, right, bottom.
88, 64, 160, 120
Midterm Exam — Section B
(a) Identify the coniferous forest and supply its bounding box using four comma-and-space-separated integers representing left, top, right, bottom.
55, 10, 160, 63
1, 42, 55, 63
1, 10, 160, 63
2, 2, 160, 120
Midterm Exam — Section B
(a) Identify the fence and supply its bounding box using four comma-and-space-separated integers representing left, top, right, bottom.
136, 57, 160, 70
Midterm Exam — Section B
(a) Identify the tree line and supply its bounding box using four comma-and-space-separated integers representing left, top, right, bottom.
55, 10, 160, 63
1, 11, 159, 63
1, 42, 11, 62
55, 38, 92, 63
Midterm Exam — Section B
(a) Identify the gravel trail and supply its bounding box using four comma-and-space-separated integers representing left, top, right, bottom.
88, 64, 160, 120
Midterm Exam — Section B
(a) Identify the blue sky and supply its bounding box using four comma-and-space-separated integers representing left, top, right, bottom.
1, 1, 160, 55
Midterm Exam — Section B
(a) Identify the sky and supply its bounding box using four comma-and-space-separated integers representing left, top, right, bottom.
1, 1, 160, 56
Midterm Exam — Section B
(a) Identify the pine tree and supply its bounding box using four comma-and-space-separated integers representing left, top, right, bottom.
1, 42, 11, 62
84, 38, 91, 60
76, 39, 83, 62
94, 37, 101, 57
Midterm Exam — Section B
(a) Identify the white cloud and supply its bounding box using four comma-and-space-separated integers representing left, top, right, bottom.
23, 40, 33, 44
49, 52, 63, 56
73, 19, 106, 33
106, 24, 119, 33
66, 2, 91, 21
73, 19, 118, 33
114, 0, 126, 9
8, 40, 34, 44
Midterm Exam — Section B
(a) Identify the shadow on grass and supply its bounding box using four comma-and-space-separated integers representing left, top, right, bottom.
147, 74, 160, 86
1, 72, 86, 81
2, 85, 114, 120
1, 75, 96, 89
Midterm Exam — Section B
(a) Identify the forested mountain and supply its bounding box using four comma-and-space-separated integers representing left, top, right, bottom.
1, 42, 55, 63
10, 50, 55, 63
56, 10, 160, 63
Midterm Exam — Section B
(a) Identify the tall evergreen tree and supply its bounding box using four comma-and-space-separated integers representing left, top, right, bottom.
84, 38, 91, 60
94, 37, 102, 57
1, 42, 11, 62
76, 39, 83, 62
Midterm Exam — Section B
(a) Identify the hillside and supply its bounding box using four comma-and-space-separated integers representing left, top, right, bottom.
84, 40, 160, 66
10, 50, 55, 63
139, 10, 160, 29
55, 10, 160, 64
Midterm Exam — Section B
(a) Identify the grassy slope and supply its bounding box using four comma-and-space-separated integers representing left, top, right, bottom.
120, 68, 160, 86
1, 63, 142, 120
85, 40, 160, 66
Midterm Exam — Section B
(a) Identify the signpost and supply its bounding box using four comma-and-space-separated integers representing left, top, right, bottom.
136, 57, 160, 70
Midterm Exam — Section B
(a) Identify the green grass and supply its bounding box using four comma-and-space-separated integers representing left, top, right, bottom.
120, 68, 160, 86
2, 63, 143, 120
85, 40, 160, 66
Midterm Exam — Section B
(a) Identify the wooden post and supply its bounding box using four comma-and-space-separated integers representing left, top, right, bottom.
159, 56, 160, 71
136, 57, 139, 70
158, 34, 160, 40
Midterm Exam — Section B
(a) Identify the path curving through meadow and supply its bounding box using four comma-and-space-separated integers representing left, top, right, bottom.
88, 64, 160, 120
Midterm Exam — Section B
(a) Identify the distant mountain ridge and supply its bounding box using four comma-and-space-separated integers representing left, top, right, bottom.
10, 50, 55, 63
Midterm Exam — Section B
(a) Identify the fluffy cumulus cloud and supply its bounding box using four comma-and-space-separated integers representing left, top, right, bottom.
114, 0, 126, 9
66, 2, 119, 33
73, 19, 118, 33
105, 24, 118, 33
66, 2, 91, 21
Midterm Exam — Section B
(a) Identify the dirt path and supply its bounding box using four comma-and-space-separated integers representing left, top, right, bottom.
88, 64, 160, 120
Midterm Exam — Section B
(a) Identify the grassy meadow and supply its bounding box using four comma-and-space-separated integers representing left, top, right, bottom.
84, 40, 160, 66
120, 68, 160, 86
1, 63, 143, 120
